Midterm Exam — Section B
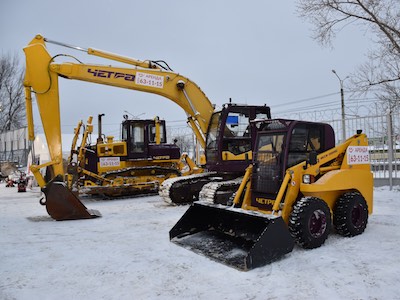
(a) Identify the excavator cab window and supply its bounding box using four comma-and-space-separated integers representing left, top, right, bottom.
205, 112, 221, 161
224, 112, 250, 137
222, 112, 252, 155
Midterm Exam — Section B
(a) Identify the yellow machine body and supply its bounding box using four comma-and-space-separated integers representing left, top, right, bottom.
170, 119, 373, 270
66, 116, 202, 198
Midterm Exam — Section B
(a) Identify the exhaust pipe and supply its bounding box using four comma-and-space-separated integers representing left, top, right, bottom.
97, 113, 105, 144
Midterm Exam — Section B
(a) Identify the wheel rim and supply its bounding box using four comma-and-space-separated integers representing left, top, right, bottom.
308, 209, 327, 238
351, 203, 364, 228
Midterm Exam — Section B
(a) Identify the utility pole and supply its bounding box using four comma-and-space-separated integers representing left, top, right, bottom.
332, 70, 348, 142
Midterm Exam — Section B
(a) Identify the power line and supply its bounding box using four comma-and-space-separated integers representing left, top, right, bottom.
275, 101, 339, 114
275, 95, 381, 115
273, 92, 340, 108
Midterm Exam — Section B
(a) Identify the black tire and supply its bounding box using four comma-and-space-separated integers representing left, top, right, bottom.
289, 197, 332, 249
333, 192, 368, 237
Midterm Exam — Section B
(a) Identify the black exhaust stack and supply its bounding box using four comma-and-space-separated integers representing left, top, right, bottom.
97, 113, 105, 144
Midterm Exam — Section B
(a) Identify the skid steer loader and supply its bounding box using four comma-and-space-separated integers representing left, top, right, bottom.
170, 119, 373, 270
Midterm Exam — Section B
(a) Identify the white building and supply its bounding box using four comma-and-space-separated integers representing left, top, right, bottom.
26, 134, 75, 176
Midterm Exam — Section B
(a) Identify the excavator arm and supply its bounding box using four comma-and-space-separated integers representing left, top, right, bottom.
24, 34, 214, 186
23, 34, 217, 220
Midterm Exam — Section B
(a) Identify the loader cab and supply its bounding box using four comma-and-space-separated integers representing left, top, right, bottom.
122, 118, 180, 160
251, 119, 335, 210
205, 103, 271, 173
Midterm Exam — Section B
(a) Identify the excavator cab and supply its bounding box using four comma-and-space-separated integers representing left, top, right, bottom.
164, 104, 272, 204
205, 103, 271, 173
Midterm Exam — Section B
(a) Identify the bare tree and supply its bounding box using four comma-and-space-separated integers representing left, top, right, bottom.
297, 0, 400, 109
0, 53, 25, 133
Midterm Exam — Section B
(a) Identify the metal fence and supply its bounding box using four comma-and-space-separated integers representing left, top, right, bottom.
1, 112, 399, 188
322, 111, 400, 189
167, 111, 400, 189
326, 111, 400, 188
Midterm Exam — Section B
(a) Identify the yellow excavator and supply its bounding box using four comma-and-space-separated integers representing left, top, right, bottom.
67, 114, 201, 197
23, 34, 270, 220
170, 119, 373, 270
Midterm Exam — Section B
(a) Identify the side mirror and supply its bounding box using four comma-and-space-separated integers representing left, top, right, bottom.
308, 151, 318, 166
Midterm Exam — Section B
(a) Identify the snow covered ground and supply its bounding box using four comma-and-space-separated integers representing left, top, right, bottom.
1, 183, 399, 300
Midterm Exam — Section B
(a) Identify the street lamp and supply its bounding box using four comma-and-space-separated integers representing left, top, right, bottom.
331, 70, 349, 142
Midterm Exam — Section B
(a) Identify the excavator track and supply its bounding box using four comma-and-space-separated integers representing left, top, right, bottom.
159, 172, 218, 204
80, 181, 160, 197
102, 166, 181, 179
159, 173, 243, 205
198, 177, 244, 205
81, 166, 181, 197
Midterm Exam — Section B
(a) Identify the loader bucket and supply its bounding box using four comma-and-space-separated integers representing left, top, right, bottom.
170, 202, 294, 271
41, 180, 101, 221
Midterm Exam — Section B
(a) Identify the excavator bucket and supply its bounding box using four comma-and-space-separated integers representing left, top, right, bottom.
41, 180, 101, 221
170, 202, 294, 271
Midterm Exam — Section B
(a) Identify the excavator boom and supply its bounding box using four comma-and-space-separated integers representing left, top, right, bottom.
23, 34, 217, 220
24, 35, 214, 151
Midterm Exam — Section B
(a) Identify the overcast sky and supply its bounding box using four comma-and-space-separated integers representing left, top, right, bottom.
1, 0, 374, 137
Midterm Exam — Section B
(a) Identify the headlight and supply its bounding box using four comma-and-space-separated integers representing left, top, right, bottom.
303, 174, 314, 184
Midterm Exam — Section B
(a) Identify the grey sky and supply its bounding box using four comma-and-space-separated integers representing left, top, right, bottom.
0, 0, 373, 136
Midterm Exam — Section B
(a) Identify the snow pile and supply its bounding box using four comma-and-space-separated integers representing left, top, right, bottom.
0, 184, 399, 299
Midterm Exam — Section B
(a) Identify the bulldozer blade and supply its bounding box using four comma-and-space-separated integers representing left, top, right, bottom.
41, 181, 101, 221
170, 203, 294, 271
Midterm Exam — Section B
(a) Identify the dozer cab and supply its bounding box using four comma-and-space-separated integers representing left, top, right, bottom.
67, 114, 201, 197
170, 119, 373, 270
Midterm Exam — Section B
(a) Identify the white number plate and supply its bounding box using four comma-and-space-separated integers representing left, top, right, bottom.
347, 146, 370, 165
135, 72, 164, 88
99, 157, 121, 167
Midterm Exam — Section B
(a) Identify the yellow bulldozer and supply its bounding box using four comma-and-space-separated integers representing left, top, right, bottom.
170, 119, 373, 270
66, 114, 201, 197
